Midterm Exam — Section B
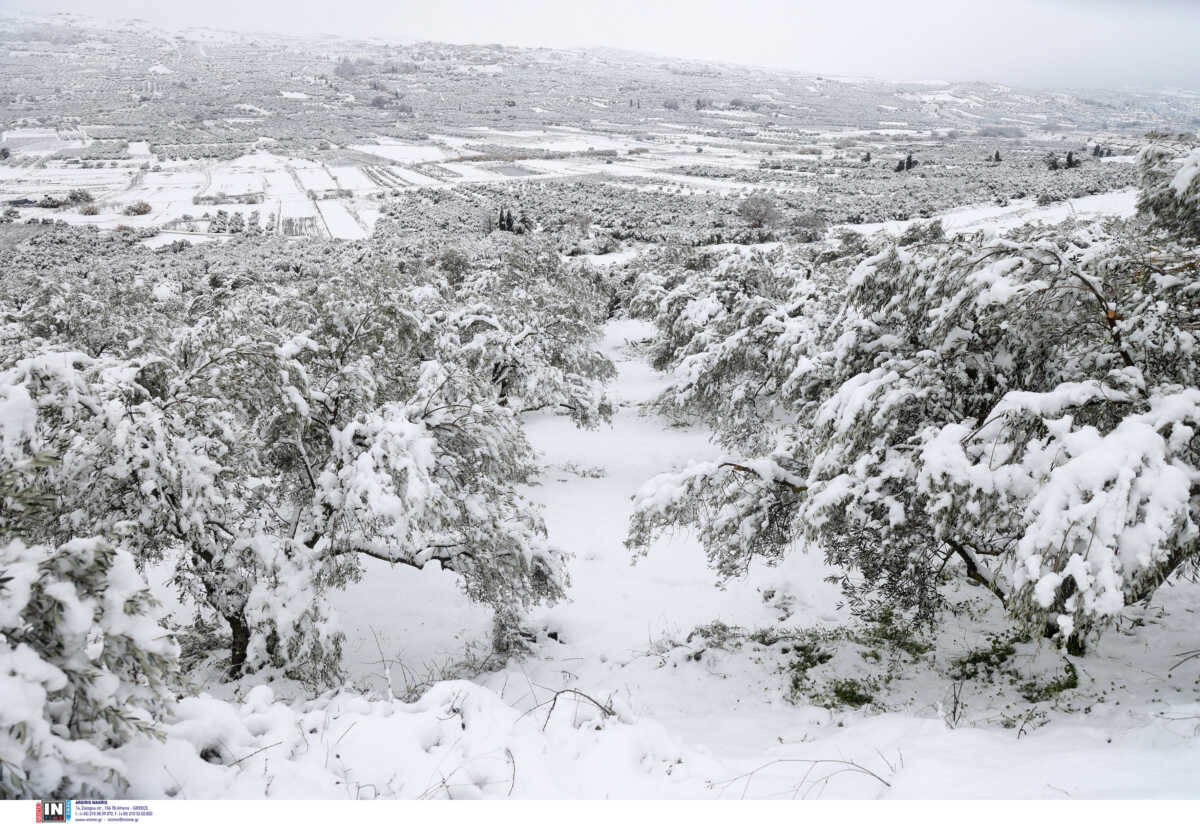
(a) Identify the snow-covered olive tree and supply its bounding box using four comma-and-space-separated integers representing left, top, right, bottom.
1, 230, 613, 681
629, 147, 1200, 652
0, 535, 179, 799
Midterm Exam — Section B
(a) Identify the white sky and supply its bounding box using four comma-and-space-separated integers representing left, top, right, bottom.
8, 0, 1200, 89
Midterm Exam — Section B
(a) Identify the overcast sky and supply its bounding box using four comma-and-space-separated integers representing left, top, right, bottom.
8, 0, 1199, 90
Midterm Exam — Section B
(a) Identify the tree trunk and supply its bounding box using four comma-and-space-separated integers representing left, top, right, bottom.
227, 610, 250, 679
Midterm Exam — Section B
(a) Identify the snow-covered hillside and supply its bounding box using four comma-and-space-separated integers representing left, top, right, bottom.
104, 317, 1200, 800
3, 12, 1200, 805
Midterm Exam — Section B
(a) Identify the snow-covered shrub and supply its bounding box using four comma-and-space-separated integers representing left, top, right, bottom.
629, 158, 1200, 651
0, 536, 180, 798
446, 241, 616, 429
1137, 143, 1200, 241
737, 195, 780, 228
626, 239, 849, 450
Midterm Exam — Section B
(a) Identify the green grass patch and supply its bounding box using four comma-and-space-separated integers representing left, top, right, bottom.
950, 632, 1023, 681
827, 678, 875, 708
1020, 661, 1079, 703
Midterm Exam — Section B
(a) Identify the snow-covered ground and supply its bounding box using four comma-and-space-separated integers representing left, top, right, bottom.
137, 316, 1199, 800
848, 187, 1140, 236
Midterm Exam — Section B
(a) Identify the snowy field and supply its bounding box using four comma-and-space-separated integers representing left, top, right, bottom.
848, 187, 1141, 236
0, 120, 1147, 244
0, 134, 794, 240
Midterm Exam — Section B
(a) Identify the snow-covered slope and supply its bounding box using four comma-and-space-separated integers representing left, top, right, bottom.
121, 315, 1200, 800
